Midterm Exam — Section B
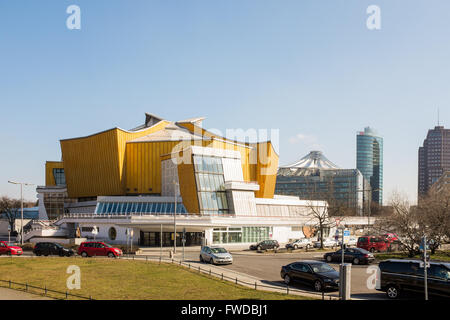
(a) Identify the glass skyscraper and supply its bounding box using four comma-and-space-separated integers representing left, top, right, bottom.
356, 127, 383, 205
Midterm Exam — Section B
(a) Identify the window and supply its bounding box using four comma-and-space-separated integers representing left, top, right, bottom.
194, 155, 228, 215
108, 227, 117, 241
53, 168, 66, 186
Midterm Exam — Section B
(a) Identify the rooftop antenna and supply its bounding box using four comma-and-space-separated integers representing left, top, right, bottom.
438, 108, 440, 126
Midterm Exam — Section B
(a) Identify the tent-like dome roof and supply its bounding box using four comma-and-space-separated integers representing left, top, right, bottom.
280, 151, 339, 169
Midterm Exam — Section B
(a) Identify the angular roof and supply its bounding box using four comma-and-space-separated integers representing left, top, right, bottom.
128, 122, 204, 143
280, 151, 339, 169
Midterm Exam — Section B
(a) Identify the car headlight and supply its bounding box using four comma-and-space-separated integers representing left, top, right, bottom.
324, 278, 332, 282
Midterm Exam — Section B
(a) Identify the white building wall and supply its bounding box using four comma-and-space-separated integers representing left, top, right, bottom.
222, 157, 244, 182
79, 223, 139, 245
231, 191, 257, 216
272, 226, 305, 244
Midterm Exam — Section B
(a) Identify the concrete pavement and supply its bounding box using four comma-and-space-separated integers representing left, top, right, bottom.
0, 287, 52, 300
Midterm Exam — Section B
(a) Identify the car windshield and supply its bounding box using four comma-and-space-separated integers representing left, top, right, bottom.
310, 263, 335, 273
210, 248, 227, 254
54, 243, 63, 248
103, 243, 113, 248
356, 248, 370, 254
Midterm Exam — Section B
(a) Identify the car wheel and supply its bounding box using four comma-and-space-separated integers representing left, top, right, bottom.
6, 251, 11, 256
200, 255, 204, 263
210, 257, 215, 265
353, 258, 360, 265
257, 246, 262, 251
326, 255, 332, 262
81, 251, 88, 258
294, 245, 298, 250
284, 274, 291, 285
306, 244, 310, 250
314, 280, 323, 292
386, 285, 400, 299
35, 252, 41, 256
44, 252, 48, 256
108, 252, 115, 258
369, 248, 375, 253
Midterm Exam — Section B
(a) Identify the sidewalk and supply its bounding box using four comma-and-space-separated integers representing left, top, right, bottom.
0, 287, 52, 300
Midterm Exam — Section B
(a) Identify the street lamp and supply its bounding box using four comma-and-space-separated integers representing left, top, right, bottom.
8, 180, 35, 245
173, 180, 179, 253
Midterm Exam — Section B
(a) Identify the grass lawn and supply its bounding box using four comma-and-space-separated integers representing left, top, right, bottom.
0, 257, 313, 300
375, 250, 450, 262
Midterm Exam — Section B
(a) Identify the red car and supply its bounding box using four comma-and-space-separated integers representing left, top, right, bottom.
77, 241, 122, 258
0, 241, 23, 256
357, 236, 389, 253
382, 233, 399, 243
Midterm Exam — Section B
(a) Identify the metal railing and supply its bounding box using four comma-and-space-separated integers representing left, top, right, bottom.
0, 279, 93, 300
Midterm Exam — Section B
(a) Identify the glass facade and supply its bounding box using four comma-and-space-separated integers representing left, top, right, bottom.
276, 168, 371, 215
193, 155, 229, 215
53, 168, 66, 186
95, 201, 187, 215
356, 127, 383, 204
212, 226, 272, 244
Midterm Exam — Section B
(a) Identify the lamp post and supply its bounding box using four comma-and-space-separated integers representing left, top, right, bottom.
8, 181, 34, 245
173, 181, 179, 253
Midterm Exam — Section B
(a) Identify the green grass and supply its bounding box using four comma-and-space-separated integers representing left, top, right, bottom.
0, 257, 313, 300
375, 250, 450, 262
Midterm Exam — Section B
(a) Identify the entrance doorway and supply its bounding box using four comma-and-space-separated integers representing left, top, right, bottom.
139, 231, 203, 247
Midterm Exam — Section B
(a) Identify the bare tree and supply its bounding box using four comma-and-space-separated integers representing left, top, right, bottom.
416, 188, 450, 254
373, 192, 422, 257
306, 200, 334, 249
0, 196, 22, 235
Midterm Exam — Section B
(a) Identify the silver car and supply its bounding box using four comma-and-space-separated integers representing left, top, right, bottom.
200, 246, 233, 265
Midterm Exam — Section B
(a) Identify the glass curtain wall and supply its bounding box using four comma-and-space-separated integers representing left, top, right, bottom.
193, 155, 229, 215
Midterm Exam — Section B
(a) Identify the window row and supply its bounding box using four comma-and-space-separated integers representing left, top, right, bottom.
193, 155, 224, 174
95, 202, 188, 215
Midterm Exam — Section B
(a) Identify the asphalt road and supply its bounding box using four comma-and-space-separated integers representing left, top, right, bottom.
177, 249, 387, 300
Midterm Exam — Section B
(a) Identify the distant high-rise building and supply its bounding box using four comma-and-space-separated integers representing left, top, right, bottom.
418, 126, 450, 197
356, 127, 383, 205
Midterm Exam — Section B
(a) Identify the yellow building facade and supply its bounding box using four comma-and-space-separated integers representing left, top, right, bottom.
46, 114, 279, 214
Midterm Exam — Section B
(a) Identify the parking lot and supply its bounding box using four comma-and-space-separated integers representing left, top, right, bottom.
163, 248, 387, 300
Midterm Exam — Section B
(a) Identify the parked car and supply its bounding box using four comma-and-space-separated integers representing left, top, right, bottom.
77, 241, 123, 258
323, 248, 375, 265
357, 236, 389, 252
377, 259, 450, 299
200, 246, 233, 265
33, 242, 74, 257
280, 260, 339, 292
0, 241, 23, 256
285, 238, 312, 250
249, 240, 279, 251
382, 233, 399, 243
314, 238, 339, 248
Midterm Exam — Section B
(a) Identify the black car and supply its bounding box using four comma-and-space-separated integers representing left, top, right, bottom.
33, 242, 74, 257
280, 260, 339, 292
324, 248, 375, 265
377, 259, 450, 299
249, 240, 279, 251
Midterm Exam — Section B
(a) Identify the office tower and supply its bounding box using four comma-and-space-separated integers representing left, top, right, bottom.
418, 126, 450, 197
356, 127, 383, 205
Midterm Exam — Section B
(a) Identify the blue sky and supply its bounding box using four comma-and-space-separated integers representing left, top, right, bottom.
1, 0, 449, 203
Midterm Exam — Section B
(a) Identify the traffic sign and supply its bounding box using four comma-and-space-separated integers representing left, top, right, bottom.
420, 261, 430, 268
7, 225, 11, 232
91, 226, 98, 235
